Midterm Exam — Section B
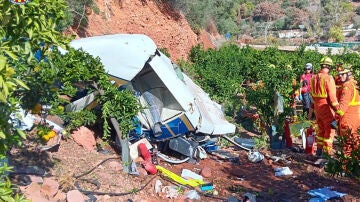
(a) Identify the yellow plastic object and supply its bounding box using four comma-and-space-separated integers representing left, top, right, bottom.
156, 165, 205, 187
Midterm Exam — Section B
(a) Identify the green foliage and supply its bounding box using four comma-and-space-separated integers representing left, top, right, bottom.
0, 0, 70, 159
0, 0, 71, 198
64, 0, 95, 30
185, 40, 360, 176
217, 18, 239, 35
356, 6, 360, 15
325, 135, 360, 180
253, 134, 269, 150
61, 110, 97, 132
159, 48, 171, 58
0, 156, 29, 202
1, 0, 141, 199
329, 26, 345, 42
29, 48, 141, 140
186, 40, 360, 135
168, 0, 355, 43
98, 80, 141, 139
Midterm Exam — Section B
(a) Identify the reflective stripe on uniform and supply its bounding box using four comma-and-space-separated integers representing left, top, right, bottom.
311, 77, 327, 98
322, 137, 333, 143
336, 110, 344, 116
349, 83, 360, 106
323, 145, 331, 152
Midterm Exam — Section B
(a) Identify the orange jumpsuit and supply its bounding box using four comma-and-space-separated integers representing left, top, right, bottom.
335, 75, 342, 99
310, 69, 339, 154
336, 78, 360, 157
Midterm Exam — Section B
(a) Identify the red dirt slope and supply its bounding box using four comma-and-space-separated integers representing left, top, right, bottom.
68, 0, 214, 61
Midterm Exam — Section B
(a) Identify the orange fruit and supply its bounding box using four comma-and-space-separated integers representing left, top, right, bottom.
47, 131, 56, 138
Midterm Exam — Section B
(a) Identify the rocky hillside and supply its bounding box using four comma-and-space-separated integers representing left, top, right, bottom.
65, 0, 216, 61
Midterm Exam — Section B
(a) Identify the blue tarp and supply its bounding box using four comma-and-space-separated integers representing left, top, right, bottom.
308, 187, 346, 200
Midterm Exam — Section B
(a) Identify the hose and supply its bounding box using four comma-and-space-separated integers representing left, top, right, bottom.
73, 157, 156, 196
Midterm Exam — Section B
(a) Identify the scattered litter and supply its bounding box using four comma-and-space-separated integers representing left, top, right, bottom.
210, 150, 238, 160
199, 183, 213, 191
274, 167, 293, 176
226, 196, 240, 202
308, 197, 325, 202
247, 151, 264, 163
181, 169, 203, 181
194, 146, 207, 159
265, 153, 291, 164
154, 179, 162, 194
213, 190, 219, 196
156, 165, 205, 187
314, 159, 328, 167
184, 190, 200, 200
308, 187, 346, 200
162, 186, 179, 199
243, 192, 256, 202
129, 161, 139, 175
234, 137, 254, 149
203, 144, 219, 152
10, 106, 34, 130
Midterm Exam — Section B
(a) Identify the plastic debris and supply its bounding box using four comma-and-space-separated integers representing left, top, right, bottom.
274, 167, 293, 176
156, 165, 205, 187
265, 154, 291, 164
199, 183, 213, 191
211, 150, 238, 160
184, 190, 200, 200
154, 179, 162, 194
307, 187, 346, 200
181, 169, 203, 181
129, 161, 139, 175
243, 192, 256, 202
247, 151, 264, 163
194, 146, 207, 159
234, 137, 254, 149
161, 186, 179, 199
308, 198, 325, 202
226, 196, 240, 202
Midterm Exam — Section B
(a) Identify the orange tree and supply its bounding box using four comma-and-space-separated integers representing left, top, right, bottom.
1, 0, 70, 200
187, 43, 360, 177
1, 0, 141, 199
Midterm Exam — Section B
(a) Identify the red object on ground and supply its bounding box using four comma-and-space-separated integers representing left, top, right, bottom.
141, 160, 157, 175
305, 127, 316, 154
138, 143, 151, 161
138, 143, 157, 174
284, 119, 292, 148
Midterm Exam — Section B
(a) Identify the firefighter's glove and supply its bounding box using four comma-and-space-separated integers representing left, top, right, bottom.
330, 120, 338, 129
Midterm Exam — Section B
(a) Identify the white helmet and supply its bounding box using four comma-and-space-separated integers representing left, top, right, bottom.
305, 63, 313, 70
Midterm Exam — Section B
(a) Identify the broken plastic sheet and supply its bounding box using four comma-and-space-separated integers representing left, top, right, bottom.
274, 167, 293, 176
308, 187, 346, 200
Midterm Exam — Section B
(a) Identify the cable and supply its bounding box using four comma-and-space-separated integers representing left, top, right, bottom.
73, 157, 120, 179
72, 156, 158, 196
74, 175, 157, 196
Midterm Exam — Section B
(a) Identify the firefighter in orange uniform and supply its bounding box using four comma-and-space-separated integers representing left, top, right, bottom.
335, 62, 344, 98
335, 66, 360, 157
310, 56, 339, 157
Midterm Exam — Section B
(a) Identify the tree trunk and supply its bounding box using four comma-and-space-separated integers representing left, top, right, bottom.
110, 117, 131, 173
